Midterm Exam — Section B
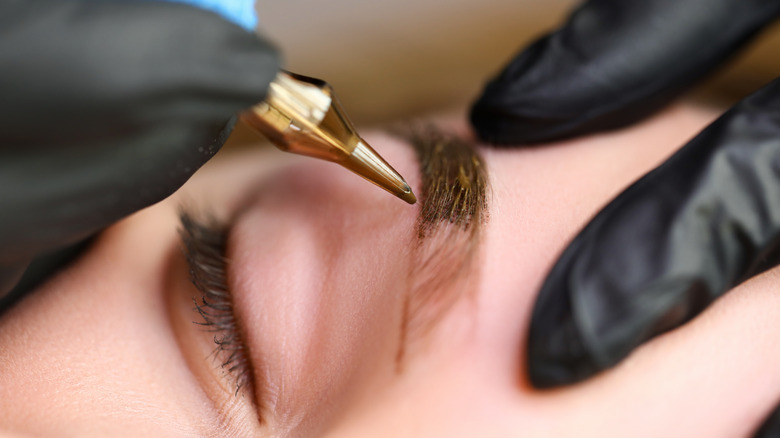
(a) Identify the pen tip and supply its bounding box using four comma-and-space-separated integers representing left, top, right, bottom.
343, 140, 418, 206
400, 187, 417, 205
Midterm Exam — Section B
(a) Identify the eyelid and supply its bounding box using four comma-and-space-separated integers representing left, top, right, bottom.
178, 211, 257, 401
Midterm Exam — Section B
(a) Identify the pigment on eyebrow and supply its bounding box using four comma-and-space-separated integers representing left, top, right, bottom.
394, 125, 489, 366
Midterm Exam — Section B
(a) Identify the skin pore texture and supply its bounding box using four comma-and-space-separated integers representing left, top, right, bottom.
2, 104, 780, 437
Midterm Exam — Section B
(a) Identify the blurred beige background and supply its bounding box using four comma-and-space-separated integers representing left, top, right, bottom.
236, 0, 780, 135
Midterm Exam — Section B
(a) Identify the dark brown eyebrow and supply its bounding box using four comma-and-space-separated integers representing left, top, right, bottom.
393, 125, 489, 368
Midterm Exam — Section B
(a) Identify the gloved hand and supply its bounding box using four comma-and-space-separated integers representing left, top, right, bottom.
470, 0, 780, 435
0, 0, 280, 304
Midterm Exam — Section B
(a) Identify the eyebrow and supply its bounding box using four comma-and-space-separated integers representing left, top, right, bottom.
393, 125, 489, 367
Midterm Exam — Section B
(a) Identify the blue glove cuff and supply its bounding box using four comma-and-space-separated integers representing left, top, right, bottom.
161, 0, 257, 31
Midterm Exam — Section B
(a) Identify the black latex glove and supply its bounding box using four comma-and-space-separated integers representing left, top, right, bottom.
0, 0, 280, 303
471, 0, 780, 435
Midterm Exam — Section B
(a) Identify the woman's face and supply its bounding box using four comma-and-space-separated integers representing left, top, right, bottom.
3, 105, 780, 437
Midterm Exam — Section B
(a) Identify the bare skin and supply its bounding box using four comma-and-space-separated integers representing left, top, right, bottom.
2, 104, 779, 437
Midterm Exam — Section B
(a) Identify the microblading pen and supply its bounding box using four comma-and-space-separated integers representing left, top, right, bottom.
241, 71, 417, 205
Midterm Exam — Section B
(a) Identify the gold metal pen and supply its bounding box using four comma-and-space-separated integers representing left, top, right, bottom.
241, 71, 417, 205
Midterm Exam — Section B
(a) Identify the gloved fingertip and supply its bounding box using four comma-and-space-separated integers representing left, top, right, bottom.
470, 37, 571, 145
527, 297, 602, 388
0, 263, 30, 303
468, 12, 685, 145
469, 47, 593, 144
469, 99, 568, 145
528, 316, 602, 389
753, 405, 780, 438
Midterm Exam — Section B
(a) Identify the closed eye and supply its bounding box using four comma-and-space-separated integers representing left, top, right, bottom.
178, 211, 255, 399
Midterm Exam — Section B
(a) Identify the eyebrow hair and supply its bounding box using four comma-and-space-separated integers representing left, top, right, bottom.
393, 125, 489, 367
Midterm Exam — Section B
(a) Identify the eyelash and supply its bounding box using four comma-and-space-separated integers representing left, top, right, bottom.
179, 212, 253, 397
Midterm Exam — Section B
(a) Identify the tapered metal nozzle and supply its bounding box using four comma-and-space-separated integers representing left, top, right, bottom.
344, 140, 417, 204
241, 71, 417, 205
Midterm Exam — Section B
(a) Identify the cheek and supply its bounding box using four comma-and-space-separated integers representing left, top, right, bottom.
0, 207, 215, 435
229, 138, 420, 431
